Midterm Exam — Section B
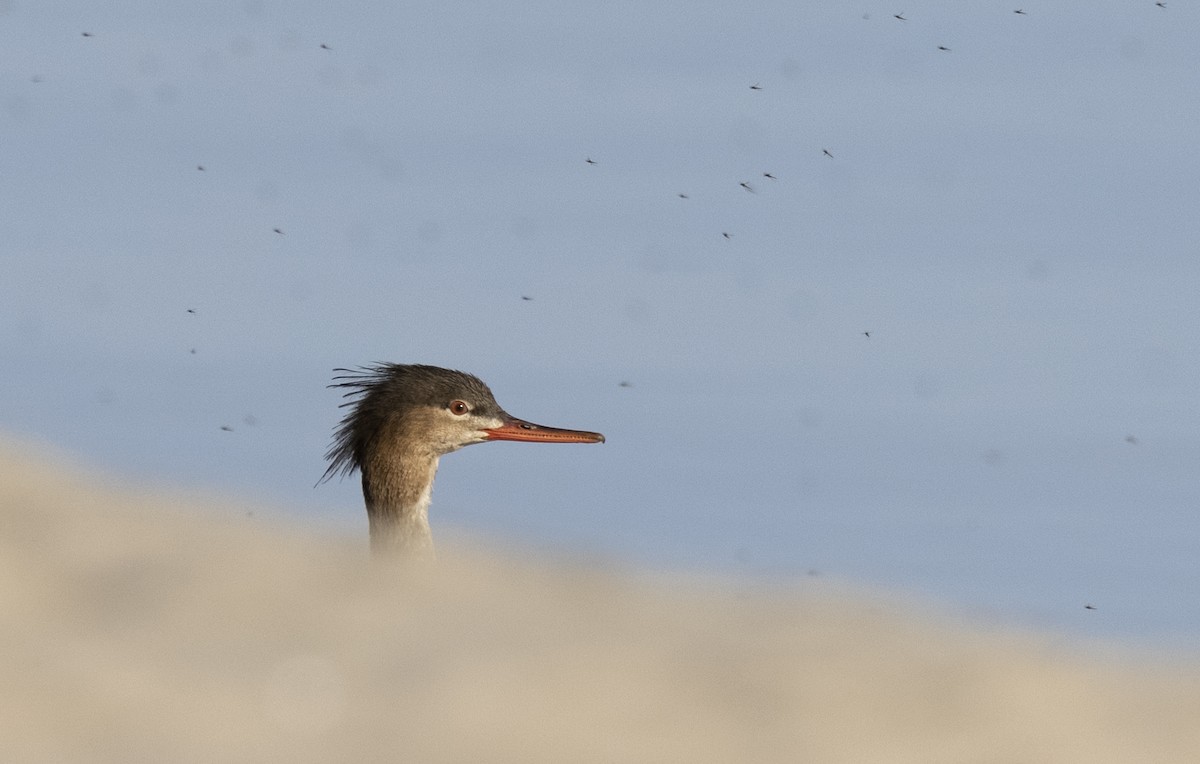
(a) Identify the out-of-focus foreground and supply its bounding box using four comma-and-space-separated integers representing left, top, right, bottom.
2, 439, 1197, 763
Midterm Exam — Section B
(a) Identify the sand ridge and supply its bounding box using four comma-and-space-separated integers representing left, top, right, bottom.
2, 439, 1198, 763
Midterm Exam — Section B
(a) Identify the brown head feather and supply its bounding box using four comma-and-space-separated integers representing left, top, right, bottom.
318, 364, 503, 485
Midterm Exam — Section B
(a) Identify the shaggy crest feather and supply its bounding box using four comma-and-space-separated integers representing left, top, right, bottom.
318, 363, 501, 485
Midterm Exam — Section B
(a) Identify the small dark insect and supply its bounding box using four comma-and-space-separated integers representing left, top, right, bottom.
320, 43, 331, 50
722, 232, 732, 239
220, 425, 233, 432
823, 149, 834, 159
1014, 8, 1027, 13
863, 331, 871, 338
763, 172, 777, 180
585, 157, 597, 165
750, 83, 762, 90
81, 32, 93, 37
521, 296, 533, 301
1084, 604, 1096, 610
186, 308, 196, 314
893, 13, 906, 21
273, 228, 284, 235
938, 46, 951, 51
618, 381, 632, 388
678, 193, 689, 199
739, 182, 755, 193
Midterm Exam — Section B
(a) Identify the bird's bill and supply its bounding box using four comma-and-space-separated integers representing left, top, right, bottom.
484, 416, 605, 444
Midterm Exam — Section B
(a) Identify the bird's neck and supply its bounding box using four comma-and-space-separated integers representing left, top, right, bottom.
362, 451, 440, 560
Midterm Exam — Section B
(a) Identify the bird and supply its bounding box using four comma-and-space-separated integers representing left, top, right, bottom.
937, 46, 951, 51
520, 295, 533, 301
678, 193, 689, 199
321, 364, 604, 559
862, 331, 871, 338
196, 165, 205, 171
585, 157, 597, 165
750, 83, 762, 90
1014, 8, 1027, 13
273, 227, 284, 235
81, 31, 93, 37
763, 172, 777, 180
320, 43, 332, 50
823, 148, 834, 159
722, 232, 732, 239
740, 181, 755, 193
893, 12, 906, 21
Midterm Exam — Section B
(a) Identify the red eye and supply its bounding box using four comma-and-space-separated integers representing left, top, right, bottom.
449, 400, 469, 416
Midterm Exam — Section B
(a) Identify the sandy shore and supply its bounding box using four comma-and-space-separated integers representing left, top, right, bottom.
2, 439, 1198, 763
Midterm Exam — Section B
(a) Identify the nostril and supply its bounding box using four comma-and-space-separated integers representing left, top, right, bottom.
520, 423, 535, 430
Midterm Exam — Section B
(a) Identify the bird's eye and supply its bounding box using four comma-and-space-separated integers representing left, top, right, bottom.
449, 400, 469, 416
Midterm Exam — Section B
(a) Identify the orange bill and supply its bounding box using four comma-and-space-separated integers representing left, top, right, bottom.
484, 416, 605, 444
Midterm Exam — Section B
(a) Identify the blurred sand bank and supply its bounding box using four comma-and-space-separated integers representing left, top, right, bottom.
2, 439, 1197, 763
